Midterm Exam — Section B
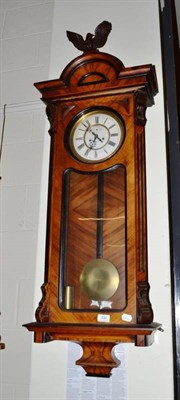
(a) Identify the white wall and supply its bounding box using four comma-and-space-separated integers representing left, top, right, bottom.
0, 1, 54, 399
0, 1, 174, 400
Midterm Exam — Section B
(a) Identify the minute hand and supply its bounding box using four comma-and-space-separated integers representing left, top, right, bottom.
91, 131, 103, 143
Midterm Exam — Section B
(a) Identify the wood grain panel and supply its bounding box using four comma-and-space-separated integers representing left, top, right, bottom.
61, 166, 126, 310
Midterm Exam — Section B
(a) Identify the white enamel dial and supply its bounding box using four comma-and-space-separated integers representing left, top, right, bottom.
69, 110, 124, 163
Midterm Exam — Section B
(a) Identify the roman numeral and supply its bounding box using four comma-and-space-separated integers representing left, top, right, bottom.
110, 133, 119, 137
109, 124, 116, 130
82, 120, 90, 128
75, 137, 84, 141
78, 143, 85, 150
95, 116, 99, 124
84, 148, 91, 157
108, 140, 116, 147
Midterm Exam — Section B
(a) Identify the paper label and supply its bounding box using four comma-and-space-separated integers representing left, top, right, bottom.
97, 314, 110, 323
122, 313, 132, 322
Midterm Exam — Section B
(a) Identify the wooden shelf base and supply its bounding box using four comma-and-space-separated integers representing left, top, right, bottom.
24, 322, 161, 377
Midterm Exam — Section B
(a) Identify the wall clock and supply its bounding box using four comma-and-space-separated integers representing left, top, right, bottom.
24, 21, 161, 378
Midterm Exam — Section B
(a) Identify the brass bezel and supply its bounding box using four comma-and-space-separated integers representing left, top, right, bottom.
69, 109, 125, 164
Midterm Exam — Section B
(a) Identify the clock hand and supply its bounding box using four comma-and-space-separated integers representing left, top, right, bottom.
89, 132, 98, 148
91, 131, 103, 143
91, 131, 98, 138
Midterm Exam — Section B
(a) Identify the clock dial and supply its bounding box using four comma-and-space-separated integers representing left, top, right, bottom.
69, 109, 125, 163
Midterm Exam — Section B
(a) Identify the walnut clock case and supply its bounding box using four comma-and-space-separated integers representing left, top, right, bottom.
24, 23, 161, 377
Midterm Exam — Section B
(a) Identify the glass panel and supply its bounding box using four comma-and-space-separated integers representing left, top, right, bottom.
60, 165, 126, 311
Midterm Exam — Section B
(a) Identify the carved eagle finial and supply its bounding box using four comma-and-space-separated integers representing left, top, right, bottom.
66, 21, 112, 53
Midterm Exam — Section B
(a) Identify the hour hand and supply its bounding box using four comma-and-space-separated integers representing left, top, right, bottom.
91, 131, 103, 143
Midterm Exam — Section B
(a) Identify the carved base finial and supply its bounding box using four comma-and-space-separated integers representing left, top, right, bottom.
76, 342, 120, 377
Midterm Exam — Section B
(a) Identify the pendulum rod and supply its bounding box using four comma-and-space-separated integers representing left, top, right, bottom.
96, 173, 104, 258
